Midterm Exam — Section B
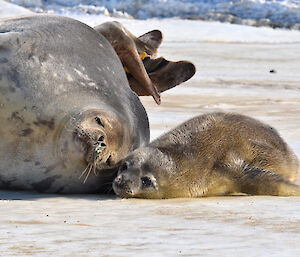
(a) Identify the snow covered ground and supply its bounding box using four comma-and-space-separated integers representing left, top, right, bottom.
0, 1, 300, 256
0, 0, 32, 17
5, 0, 300, 29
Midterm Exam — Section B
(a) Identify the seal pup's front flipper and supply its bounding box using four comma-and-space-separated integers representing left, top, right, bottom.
225, 161, 300, 196
136, 30, 163, 58
128, 58, 196, 96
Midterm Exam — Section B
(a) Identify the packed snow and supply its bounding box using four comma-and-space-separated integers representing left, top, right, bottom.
5, 0, 300, 29
0, 0, 32, 18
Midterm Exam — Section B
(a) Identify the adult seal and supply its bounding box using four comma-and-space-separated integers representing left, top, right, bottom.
113, 112, 300, 198
0, 15, 150, 193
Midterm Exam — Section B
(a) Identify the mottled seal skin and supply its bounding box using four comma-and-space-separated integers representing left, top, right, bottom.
0, 15, 149, 193
113, 112, 300, 198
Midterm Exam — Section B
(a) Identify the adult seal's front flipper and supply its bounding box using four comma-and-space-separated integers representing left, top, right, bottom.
128, 57, 196, 96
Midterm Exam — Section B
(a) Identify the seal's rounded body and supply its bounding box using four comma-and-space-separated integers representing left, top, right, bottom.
113, 112, 300, 198
0, 15, 149, 193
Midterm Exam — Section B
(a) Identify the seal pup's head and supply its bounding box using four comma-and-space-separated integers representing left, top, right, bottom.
113, 147, 176, 199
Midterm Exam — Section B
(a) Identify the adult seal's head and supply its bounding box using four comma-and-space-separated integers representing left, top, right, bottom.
56, 108, 132, 182
72, 110, 128, 171
113, 112, 300, 198
0, 15, 149, 193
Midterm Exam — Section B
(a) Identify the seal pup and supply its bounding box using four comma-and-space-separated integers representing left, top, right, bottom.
0, 15, 150, 193
113, 112, 300, 198
94, 21, 196, 104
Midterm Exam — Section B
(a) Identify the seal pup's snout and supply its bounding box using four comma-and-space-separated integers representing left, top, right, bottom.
113, 159, 159, 198
113, 161, 137, 197
113, 173, 134, 198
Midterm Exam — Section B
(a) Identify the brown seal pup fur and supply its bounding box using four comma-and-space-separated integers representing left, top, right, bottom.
113, 112, 300, 198
94, 21, 196, 104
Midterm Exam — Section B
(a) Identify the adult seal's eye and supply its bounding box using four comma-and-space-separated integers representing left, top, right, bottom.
95, 116, 104, 127
141, 176, 153, 188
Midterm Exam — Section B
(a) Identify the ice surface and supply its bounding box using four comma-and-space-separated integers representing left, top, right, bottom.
0, 191, 300, 257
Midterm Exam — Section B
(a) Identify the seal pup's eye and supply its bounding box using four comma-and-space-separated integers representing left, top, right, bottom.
141, 176, 153, 188
95, 117, 104, 127
98, 136, 104, 141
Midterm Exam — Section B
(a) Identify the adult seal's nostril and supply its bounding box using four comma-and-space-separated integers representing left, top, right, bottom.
0, 15, 150, 193
95, 142, 106, 153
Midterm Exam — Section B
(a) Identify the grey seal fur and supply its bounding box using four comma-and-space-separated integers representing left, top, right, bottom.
0, 15, 149, 193
113, 112, 300, 198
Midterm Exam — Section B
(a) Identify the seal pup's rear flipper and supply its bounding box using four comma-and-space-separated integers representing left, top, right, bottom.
228, 162, 300, 196
128, 58, 196, 96
136, 30, 163, 58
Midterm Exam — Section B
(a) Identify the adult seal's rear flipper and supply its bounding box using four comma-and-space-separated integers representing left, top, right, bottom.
136, 30, 163, 58
121, 48, 161, 104
94, 21, 161, 105
128, 58, 196, 96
